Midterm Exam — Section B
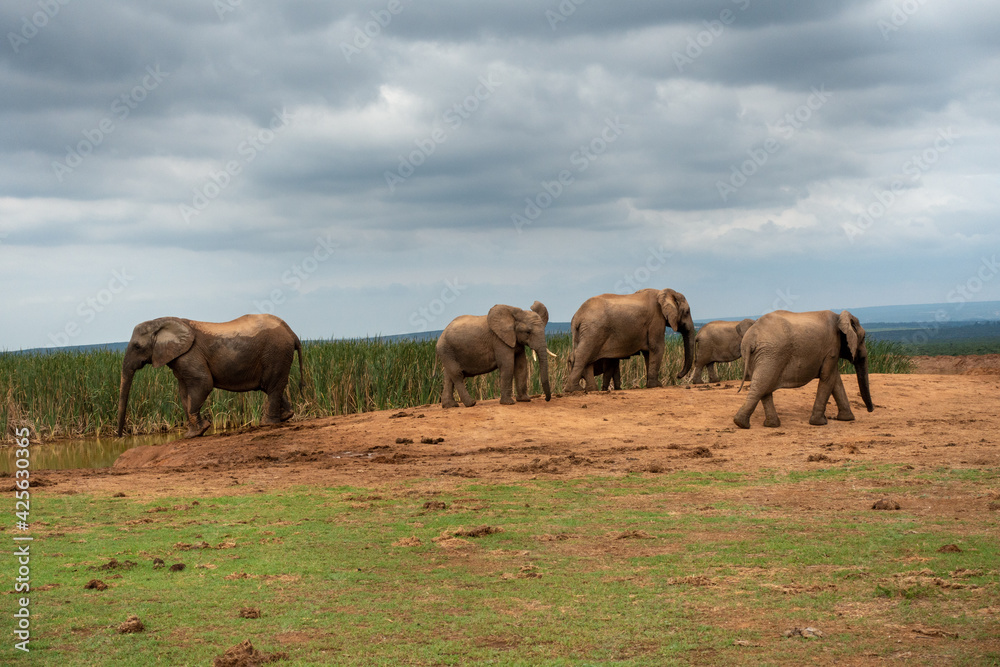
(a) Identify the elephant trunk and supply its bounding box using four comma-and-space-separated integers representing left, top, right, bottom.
676, 321, 695, 379
856, 356, 874, 412
534, 343, 552, 401
116, 368, 135, 437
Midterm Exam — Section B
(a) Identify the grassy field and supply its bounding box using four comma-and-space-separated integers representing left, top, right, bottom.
1, 336, 912, 442
6, 464, 997, 665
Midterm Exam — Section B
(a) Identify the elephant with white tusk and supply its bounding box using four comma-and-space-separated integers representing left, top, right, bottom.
116, 314, 304, 438
436, 301, 552, 408
564, 288, 694, 393
690, 318, 755, 384
733, 310, 874, 429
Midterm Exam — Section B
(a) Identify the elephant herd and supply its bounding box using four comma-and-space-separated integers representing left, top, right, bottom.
115, 288, 874, 439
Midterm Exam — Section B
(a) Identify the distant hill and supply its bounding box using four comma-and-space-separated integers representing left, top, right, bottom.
8, 301, 1000, 354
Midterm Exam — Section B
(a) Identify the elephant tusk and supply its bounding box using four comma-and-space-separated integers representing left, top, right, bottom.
547, 348, 557, 358
532, 349, 537, 361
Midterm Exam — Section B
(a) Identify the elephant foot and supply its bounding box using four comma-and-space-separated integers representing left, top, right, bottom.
281, 409, 294, 422
733, 414, 751, 429
763, 417, 781, 428
442, 401, 459, 409
809, 414, 829, 426
647, 381, 662, 389
184, 419, 211, 438
461, 399, 477, 408
499, 396, 516, 405
835, 411, 855, 422
516, 396, 531, 402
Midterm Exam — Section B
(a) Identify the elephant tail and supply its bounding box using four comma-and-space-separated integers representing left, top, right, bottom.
737, 345, 752, 394
294, 336, 306, 393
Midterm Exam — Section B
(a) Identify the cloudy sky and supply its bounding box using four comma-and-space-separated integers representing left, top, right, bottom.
2, 0, 998, 349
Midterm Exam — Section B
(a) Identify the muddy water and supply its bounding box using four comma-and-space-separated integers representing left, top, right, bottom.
1, 432, 183, 473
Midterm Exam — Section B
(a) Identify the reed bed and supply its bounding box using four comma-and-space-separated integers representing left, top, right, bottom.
1, 335, 911, 442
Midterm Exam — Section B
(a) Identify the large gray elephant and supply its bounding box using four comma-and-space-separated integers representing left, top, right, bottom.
733, 310, 874, 429
116, 314, 304, 438
690, 318, 755, 384
564, 288, 694, 393
436, 301, 552, 408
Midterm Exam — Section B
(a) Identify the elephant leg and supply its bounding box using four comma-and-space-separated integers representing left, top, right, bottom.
514, 350, 531, 402
707, 362, 720, 384
565, 340, 601, 393
440, 371, 457, 408
809, 365, 841, 425
645, 349, 662, 388
831, 375, 856, 422
498, 361, 516, 405
691, 362, 705, 384
181, 381, 213, 438
734, 356, 779, 429
761, 393, 781, 428
262, 386, 292, 424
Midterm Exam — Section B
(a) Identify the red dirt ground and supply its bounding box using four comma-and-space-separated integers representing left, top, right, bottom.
28, 356, 1000, 499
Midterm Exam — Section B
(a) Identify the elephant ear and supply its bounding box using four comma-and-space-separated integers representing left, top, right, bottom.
736, 319, 755, 337
151, 318, 195, 368
657, 289, 688, 331
529, 301, 549, 328
487, 305, 518, 348
837, 310, 860, 361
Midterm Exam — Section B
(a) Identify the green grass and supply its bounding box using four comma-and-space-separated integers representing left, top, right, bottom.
6, 468, 998, 665
2, 335, 912, 442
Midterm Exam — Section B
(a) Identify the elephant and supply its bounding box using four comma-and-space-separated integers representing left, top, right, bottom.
690, 318, 755, 384
563, 288, 694, 393
116, 314, 304, 438
566, 351, 623, 391
733, 310, 874, 429
436, 301, 552, 408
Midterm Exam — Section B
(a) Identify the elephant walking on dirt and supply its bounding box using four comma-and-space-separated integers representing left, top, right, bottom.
564, 288, 694, 393
116, 314, 304, 438
733, 310, 874, 429
690, 318, 755, 384
436, 301, 552, 408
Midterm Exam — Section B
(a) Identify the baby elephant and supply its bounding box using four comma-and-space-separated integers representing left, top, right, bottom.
436, 301, 552, 408
690, 318, 755, 384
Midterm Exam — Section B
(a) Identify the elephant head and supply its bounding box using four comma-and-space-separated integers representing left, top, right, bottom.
736, 318, 756, 337
838, 310, 874, 413
487, 301, 551, 401
657, 289, 695, 378
116, 317, 194, 436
